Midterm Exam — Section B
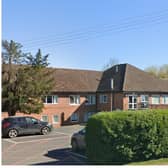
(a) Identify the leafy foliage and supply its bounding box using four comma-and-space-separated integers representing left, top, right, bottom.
2, 40, 54, 116
145, 65, 168, 79
86, 110, 168, 164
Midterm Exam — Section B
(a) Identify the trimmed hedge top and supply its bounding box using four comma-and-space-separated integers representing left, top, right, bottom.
86, 109, 168, 164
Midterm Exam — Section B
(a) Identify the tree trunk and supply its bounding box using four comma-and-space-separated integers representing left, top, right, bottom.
8, 110, 16, 116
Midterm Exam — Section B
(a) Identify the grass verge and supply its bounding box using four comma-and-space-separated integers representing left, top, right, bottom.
128, 158, 168, 165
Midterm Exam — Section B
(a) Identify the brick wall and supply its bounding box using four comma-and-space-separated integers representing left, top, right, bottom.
123, 95, 128, 110
2, 94, 97, 128
2, 92, 168, 128
97, 93, 112, 112
113, 93, 124, 110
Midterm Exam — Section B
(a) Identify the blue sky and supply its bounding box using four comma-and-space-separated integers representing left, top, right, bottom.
2, 0, 168, 70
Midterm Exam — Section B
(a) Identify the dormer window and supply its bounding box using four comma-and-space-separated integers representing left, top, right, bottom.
111, 78, 114, 90
116, 65, 119, 73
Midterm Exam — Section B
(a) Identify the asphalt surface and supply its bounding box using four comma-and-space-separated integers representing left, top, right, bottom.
2, 124, 86, 165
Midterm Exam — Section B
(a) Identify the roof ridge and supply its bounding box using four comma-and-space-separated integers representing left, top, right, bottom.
122, 64, 128, 91
48, 66, 102, 72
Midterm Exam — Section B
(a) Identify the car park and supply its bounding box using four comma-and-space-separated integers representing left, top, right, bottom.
2, 116, 52, 138
71, 128, 86, 151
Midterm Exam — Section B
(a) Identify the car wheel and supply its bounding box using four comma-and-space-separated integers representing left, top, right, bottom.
71, 139, 79, 152
8, 129, 18, 138
41, 126, 49, 135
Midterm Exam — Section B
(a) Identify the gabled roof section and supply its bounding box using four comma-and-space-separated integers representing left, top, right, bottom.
123, 64, 168, 92
97, 64, 126, 92
52, 68, 102, 92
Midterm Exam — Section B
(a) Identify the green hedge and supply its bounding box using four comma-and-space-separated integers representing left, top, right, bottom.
85, 110, 168, 164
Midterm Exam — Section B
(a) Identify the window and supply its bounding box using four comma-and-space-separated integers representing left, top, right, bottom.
70, 113, 78, 122
43, 95, 58, 104
162, 95, 168, 104
17, 117, 26, 123
69, 95, 80, 105
128, 95, 137, 110
41, 115, 48, 122
25, 117, 39, 124
116, 65, 119, 73
152, 95, 160, 104
84, 112, 94, 122
53, 115, 59, 123
140, 95, 149, 108
85, 95, 96, 105
111, 78, 114, 89
99, 94, 108, 103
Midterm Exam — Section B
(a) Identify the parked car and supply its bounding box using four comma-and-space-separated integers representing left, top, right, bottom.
71, 128, 86, 151
2, 116, 52, 138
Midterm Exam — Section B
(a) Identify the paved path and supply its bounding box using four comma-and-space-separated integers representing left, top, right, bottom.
2, 125, 86, 165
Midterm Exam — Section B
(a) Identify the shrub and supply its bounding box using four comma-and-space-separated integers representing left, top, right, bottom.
85, 110, 168, 164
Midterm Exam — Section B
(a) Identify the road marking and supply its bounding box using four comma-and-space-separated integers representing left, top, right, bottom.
9, 135, 70, 144
3, 138, 17, 144
54, 131, 71, 136
2, 143, 17, 154
3, 132, 71, 144
11, 141, 48, 165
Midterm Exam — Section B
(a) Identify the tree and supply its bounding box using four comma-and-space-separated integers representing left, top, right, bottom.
2, 40, 54, 116
17, 49, 55, 114
2, 40, 28, 116
144, 66, 159, 78
145, 65, 168, 79
158, 64, 168, 79
102, 58, 119, 71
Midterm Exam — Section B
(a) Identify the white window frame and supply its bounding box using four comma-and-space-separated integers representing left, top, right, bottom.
162, 95, 168, 104
85, 95, 96, 105
116, 65, 119, 73
43, 95, 58, 104
70, 113, 78, 122
151, 95, 160, 105
128, 95, 137, 110
111, 78, 114, 89
99, 94, 108, 104
41, 115, 48, 122
52, 115, 59, 124
69, 95, 80, 105
140, 95, 149, 109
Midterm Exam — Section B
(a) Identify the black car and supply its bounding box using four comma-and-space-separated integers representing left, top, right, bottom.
2, 116, 52, 138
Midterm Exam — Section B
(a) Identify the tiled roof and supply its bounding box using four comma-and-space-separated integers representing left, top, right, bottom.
123, 64, 168, 92
3, 64, 168, 93
47, 64, 168, 93
51, 68, 102, 92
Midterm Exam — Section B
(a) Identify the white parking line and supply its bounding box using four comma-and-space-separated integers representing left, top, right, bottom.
3, 135, 70, 144
13, 135, 70, 144
3, 138, 17, 144
54, 131, 71, 136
